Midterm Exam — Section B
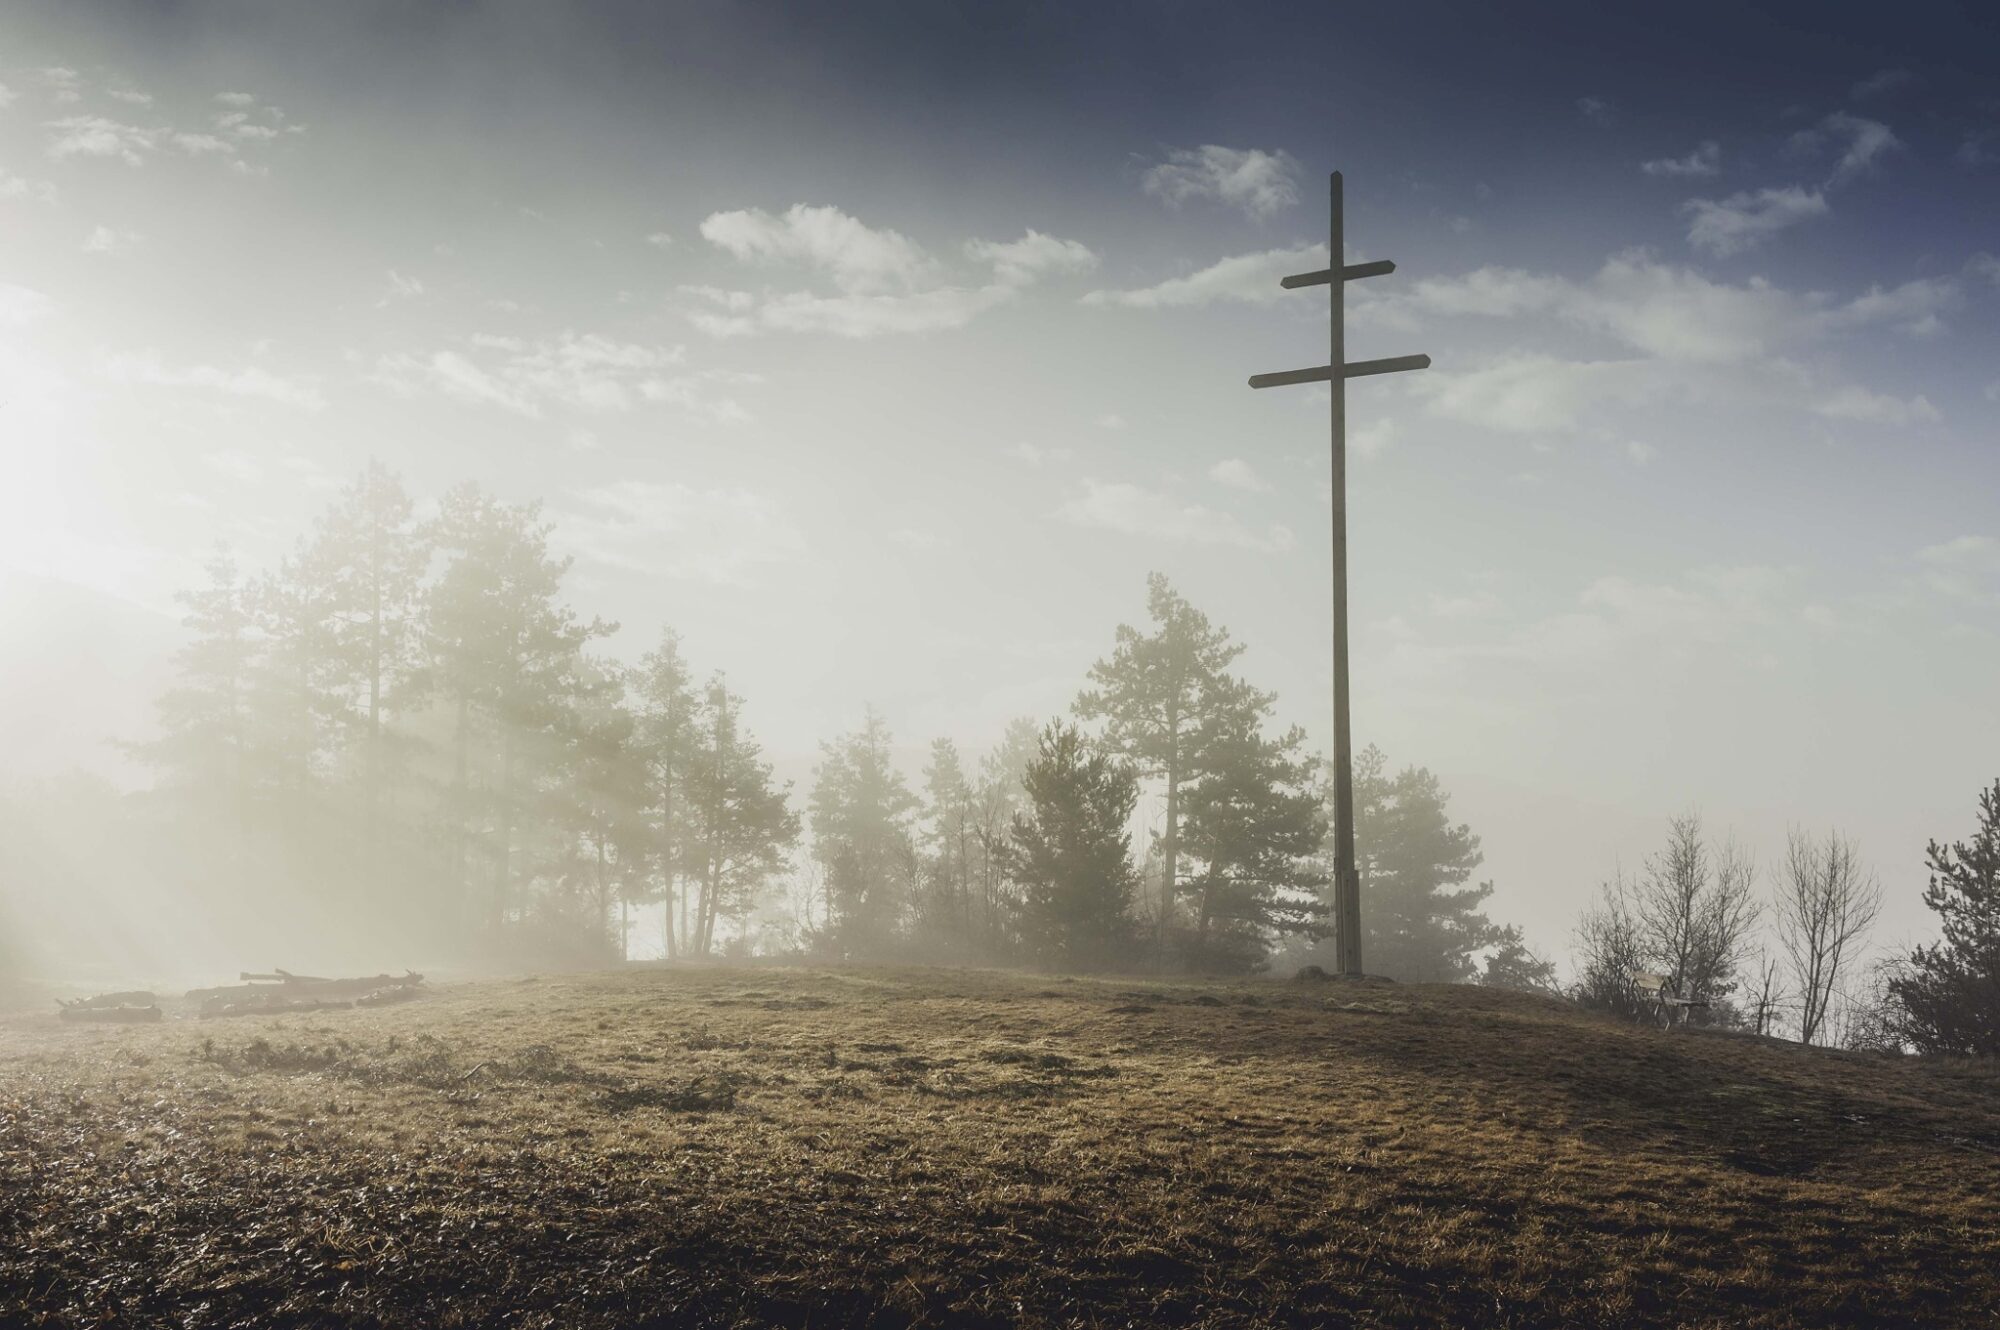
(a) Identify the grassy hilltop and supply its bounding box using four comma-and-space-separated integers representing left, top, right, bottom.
4, 965, 1998, 1328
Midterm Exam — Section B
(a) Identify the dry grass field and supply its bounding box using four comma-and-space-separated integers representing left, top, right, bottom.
4, 963, 1999, 1328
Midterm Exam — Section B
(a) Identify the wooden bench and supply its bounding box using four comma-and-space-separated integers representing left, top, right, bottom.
1627, 969, 1709, 1027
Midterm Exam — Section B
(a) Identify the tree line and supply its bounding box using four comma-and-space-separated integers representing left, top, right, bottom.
113, 464, 1541, 979
1569, 779, 2000, 1057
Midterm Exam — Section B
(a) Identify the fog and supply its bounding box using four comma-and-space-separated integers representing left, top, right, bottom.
4, 2, 1998, 997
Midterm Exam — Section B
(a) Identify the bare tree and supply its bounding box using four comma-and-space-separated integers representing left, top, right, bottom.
1775, 828, 1882, 1045
1573, 871, 1646, 1018
1746, 949, 1789, 1036
1631, 813, 1760, 1009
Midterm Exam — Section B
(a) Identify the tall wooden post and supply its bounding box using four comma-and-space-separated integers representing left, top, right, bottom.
1248, 171, 1429, 977
1326, 172, 1362, 976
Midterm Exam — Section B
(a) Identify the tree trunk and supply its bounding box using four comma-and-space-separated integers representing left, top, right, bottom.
452, 693, 470, 936
1161, 749, 1180, 970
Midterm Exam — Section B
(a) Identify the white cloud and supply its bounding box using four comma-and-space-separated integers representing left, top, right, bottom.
1377, 253, 1975, 437
0, 283, 53, 328
108, 88, 153, 106
1682, 186, 1828, 255
1641, 141, 1720, 177
1577, 97, 1615, 128
743, 284, 1016, 338
1389, 254, 1824, 362
215, 91, 257, 107
81, 225, 140, 254
45, 108, 281, 170
45, 115, 156, 164
1626, 440, 1657, 465
692, 204, 1056, 337
1083, 243, 1324, 309
1058, 478, 1293, 553
1813, 385, 1940, 426
1095, 413, 1127, 430
1830, 275, 1960, 336
1009, 442, 1073, 468
378, 269, 425, 305
0, 82, 16, 110
1850, 68, 1913, 100
1352, 418, 1397, 460
686, 310, 757, 339
0, 168, 57, 203
1406, 258, 1951, 434
682, 278, 1014, 339
1919, 535, 1995, 565
644, 231, 673, 248
1141, 145, 1302, 219
39, 68, 82, 104
1429, 588, 1506, 620
1208, 458, 1270, 492
1795, 112, 1903, 181
372, 333, 750, 421
679, 284, 755, 312
1414, 354, 1664, 435
1386, 563, 1793, 687
102, 350, 325, 409
170, 131, 234, 156
1915, 536, 1999, 606
561, 480, 806, 585
964, 229, 1097, 286
701, 203, 931, 293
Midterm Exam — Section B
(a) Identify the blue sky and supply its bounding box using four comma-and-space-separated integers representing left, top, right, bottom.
2, 0, 1996, 964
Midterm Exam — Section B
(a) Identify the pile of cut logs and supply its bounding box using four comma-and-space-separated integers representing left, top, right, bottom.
56, 991, 164, 1023
189, 969, 426, 1019
54, 969, 427, 1022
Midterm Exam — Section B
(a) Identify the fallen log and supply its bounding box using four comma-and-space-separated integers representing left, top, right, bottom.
58, 1004, 163, 1024
187, 970, 425, 1006
354, 985, 421, 1008
200, 995, 355, 1020
63, 990, 159, 1010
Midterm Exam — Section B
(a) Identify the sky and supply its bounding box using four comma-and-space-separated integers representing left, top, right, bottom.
2, 0, 1997, 968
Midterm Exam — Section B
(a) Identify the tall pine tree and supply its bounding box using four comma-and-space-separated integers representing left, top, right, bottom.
1076, 573, 1244, 956
1005, 722, 1140, 970
1180, 677, 1328, 971
1890, 779, 2000, 1054
809, 707, 919, 954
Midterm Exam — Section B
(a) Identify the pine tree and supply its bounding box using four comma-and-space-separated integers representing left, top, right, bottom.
423, 484, 612, 938
298, 461, 429, 888
1076, 573, 1245, 955
1889, 779, 2000, 1054
681, 677, 799, 956
809, 707, 919, 954
552, 661, 648, 958
631, 630, 699, 957
971, 717, 1040, 956
919, 737, 977, 951
1479, 925, 1560, 993
1339, 746, 1496, 983
138, 550, 257, 813
1179, 677, 1327, 971
1005, 722, 1139, 970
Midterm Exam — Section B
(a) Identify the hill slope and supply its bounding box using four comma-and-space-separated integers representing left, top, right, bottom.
3, 965, 1997, 1327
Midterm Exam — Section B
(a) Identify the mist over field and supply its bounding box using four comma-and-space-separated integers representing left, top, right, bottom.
3, 1, 1997, 996
3, 3, 2000, 1325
